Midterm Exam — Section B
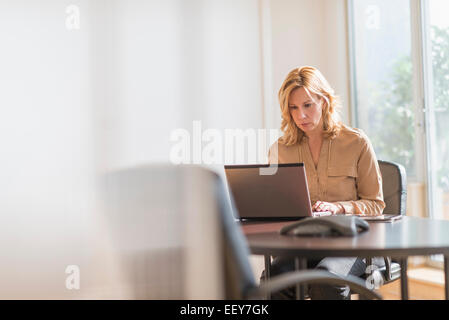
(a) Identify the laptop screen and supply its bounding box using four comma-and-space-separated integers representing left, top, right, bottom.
224, 163, 313, 220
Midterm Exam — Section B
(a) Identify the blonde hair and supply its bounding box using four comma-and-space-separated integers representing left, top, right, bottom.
279, 66, 342, 146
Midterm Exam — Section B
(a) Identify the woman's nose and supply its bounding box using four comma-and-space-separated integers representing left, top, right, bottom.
296, 108, 306, 119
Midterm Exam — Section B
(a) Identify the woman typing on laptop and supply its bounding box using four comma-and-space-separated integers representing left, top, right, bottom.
264, 66, 385, 300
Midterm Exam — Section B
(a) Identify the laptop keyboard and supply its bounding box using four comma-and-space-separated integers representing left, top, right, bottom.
312, 211, 333, 217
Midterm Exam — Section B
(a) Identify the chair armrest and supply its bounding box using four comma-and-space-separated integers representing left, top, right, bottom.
384, 256, 392, 281
247, 270, 382, 300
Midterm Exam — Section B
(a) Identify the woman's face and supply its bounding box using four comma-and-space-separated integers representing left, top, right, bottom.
288, 87, 324, 135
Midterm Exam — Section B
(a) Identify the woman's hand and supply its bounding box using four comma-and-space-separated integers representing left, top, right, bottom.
312, 201, 345, 214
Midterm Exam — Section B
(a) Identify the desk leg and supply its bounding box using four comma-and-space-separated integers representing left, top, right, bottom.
444, 255, 449, 300
264, 255, 271, 300
294, 257, 307, 300
400, 258, 409, 300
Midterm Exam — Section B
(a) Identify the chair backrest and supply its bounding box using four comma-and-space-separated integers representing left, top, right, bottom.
378, 160, 407, 215
100, 164, 229, 299
213, 172, 258, 299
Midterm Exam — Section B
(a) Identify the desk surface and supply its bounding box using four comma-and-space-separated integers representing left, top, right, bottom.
241, 216, 449, 258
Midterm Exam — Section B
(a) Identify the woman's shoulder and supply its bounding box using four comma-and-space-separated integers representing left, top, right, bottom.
333, 124, 373, 154
268, 136, 299, 163
336, 124, 370, 144
268, 137, 294, 155
270, 136, 294, 148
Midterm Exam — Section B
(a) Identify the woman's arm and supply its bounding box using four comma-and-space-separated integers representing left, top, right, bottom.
335, 133, 385, 216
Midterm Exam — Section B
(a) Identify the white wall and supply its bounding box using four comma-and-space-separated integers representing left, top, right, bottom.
267, 0, 351, 129
92, 0, 265, 171
0, 0, 97, 298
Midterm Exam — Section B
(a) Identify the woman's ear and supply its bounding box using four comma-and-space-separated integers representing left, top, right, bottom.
321, 94, 330, 111
318, 96, 325, 111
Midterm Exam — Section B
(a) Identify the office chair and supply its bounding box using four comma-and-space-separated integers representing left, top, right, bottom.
213, 167, 381, 300
101, 164, 380, 299
101, 164, 229, 299
363, 160, 407, 286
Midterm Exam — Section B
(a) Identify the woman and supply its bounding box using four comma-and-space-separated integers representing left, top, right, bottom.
265, 66, 385, 300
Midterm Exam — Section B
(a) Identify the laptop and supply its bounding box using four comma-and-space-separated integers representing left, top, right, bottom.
224, 163, 331, 220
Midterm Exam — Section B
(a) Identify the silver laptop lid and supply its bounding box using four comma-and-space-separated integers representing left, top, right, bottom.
224, 163, 313, 220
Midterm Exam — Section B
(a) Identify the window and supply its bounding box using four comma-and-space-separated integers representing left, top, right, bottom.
350, 0, 416, 178
349, 0, 449, 221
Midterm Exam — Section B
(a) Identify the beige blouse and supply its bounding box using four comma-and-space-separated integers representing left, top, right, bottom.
268, 125, 385, 216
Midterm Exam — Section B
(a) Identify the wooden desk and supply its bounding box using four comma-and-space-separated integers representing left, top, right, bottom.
241, 216, 449, 300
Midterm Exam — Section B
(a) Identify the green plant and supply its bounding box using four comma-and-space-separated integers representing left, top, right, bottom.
367, 55, 415, 175
365, 25, 449, 190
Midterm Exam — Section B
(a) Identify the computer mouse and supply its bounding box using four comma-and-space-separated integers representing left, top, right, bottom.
279, 215, 370, 237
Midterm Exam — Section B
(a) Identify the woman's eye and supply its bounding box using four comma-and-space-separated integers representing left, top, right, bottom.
304, 103, 312, 108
